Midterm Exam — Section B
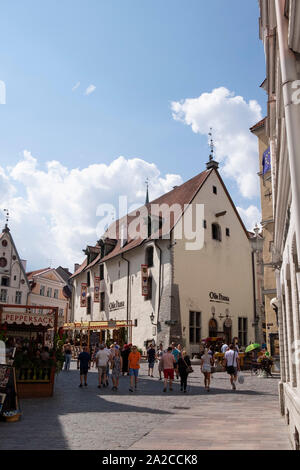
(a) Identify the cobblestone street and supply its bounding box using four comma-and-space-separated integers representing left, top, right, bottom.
0, 361, 291, 450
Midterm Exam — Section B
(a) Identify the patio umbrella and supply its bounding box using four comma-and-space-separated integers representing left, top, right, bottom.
245, 343, 261, 353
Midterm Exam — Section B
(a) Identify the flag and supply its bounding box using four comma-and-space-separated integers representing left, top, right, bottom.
262, 146, 271, 175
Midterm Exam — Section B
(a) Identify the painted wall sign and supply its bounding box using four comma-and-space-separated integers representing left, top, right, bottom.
2, 312, 54, 327
109, 300, 125, 311
209, 292, 230, 303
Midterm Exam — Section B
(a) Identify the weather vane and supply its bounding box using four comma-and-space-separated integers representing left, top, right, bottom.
208, 128, 214, 162
3, 208, 9, 225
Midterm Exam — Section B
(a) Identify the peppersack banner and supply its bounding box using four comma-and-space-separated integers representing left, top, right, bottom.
2, 312, 54, 327
80, 283, 87, 307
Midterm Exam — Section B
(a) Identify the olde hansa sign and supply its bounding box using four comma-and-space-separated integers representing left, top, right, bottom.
2, 312, 54, 327
209, 292, 230, 303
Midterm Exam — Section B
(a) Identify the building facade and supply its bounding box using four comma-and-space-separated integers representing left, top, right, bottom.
259, 0, 300, 450
0, 225, 30, 307
71, 160, 257, 355
27, 268, 70, 327
250, 118, 279, 355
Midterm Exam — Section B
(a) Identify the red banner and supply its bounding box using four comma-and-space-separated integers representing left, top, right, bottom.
94, 277, 100, 303
141, 264, 148, 296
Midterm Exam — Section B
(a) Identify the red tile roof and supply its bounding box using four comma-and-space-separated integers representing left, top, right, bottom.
27, 267, 51, 280
250, 118, 266, 132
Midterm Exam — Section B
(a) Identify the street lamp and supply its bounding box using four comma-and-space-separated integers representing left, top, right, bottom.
150, 312, 155, 324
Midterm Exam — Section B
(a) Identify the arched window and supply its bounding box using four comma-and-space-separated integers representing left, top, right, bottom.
146, 246, 154, 267
212, 223, 222, 241
209, 318, 218, 337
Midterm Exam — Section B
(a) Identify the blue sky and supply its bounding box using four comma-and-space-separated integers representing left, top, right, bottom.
0, 0, 267, 270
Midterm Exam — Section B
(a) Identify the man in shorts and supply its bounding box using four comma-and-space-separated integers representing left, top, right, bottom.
96, 344, 111, 389
224, 343, 240, 390
147, 343, 156, 377
77, 345, 91, 387
160, 347, 176, 392
128, 345, 141, 392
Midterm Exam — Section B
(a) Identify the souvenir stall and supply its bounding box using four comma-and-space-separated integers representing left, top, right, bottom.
0, 304, 61, 399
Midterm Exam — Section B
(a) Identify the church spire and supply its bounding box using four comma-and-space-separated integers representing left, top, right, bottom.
2, 209, 10, 232
206, 128, 219, 170
145, 178, 149, 205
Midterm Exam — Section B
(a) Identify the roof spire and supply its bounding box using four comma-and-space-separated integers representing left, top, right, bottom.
2, 209, 10, 232
145, 178, 149, 205
206, 128, 219, 170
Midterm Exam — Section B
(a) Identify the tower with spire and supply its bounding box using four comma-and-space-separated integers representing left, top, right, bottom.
206, 128, 219, 170
145, 178, 149, 205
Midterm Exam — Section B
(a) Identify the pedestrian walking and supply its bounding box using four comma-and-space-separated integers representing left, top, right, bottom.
221, 342, 229, 354
77, 345, 91, 387
104, 343, 112, 386
171, 342, 180, 379
147, 343, 156, 377
121, 344, 131, 376
178, 350, 192, 393
224, 344, 240, 390
160, 347, 176, 392
111, 348, 123, 391
128, 345, 141, 392
96, 344, 111, 389
201, 348, 214, 392
64, 341, 72, 371
157, 343, 164, 380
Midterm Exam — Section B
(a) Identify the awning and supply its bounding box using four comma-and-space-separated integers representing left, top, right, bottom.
63, 320, 133, 331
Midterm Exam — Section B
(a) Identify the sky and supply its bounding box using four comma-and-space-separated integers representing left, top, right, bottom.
0, 0, 267, 271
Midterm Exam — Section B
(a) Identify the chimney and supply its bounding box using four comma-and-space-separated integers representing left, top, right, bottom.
74, 263, 80, 273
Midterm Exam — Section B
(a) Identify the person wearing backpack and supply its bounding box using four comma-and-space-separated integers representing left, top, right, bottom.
224, 343, 240, 390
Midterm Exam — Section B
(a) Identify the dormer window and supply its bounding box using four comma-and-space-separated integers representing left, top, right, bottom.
212, 223, 222, 242
213, 186, 217, 195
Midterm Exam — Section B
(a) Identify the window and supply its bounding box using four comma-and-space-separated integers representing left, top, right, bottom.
59, 308, 64, 316
14, 276, 17, 281
87, 297, 91, 315
47, 288, 52, 298
99, 264, 104, 280
189, 311, 201, 344
100, 292, 105, 311
15, 291, 22, 304
87, 271, 91, 287
144, 276, 152, 301
203, 220, 207, 229
0, 289, 7, 302
238, 317, 248, 347
209, 318, 218, 337
213, 186, 217, 194
134, 319, 138, 327
110, 283, 113, 294
146, 246, 154, 268
212, 223, 222, 241
54, 289, 59, 299
226, 228, 230, 237
1, 277, 9, 287
40, 285, 45, 296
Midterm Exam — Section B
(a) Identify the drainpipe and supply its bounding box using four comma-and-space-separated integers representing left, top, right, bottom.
275, 0, 300, 261
251, 250, 258, 342
121, 254, 130, 340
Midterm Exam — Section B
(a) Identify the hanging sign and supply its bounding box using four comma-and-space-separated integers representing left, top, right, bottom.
80, 283, 87, 307
141, 264, 149, 296
94, 277, 100, 303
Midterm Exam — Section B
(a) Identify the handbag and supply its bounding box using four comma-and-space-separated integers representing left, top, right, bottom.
182, 357, 193, 374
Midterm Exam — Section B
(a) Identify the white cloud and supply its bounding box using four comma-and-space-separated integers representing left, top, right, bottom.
237, 205, 261, 232
1, 151, 182, 271
171, 87, 262, 199
85, 84, 96, 96
72, 81, 80, 91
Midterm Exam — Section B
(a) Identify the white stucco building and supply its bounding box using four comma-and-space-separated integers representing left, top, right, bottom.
259, 0, 300, 450
0, 225, 30, 308
71, 158, 257, 354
